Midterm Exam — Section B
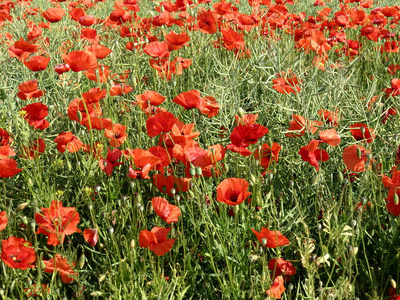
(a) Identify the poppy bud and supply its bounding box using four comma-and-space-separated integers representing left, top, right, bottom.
99, 274, 107, 283
94, 185, 101, 192
238, 107, 245, 118
79, 254, 86, 269
130, 239, 135, 249
30, 221, 36, 231
224, 164, 229, 173
391, 278, 397, 289
108, 226, 114, 235
175, 195, 181, 202
268, 172, 273, 181
312, 173, 320, 185
351, 220, 357, 227
88, 204, 93, 211
250, 174, 256, 185
337, 170, 344, 182
170, 188, 176, 195
394, 193, 399, 205
261, 238, 267, 246
357, 147, 362, 159
317, 223, 322, 231
130, 181, 135, 189
189, 168, 196, 176
289, 180, 294, 188
17, 202, 28, 211
21, 216, 28, 225
195, 167, 202, 176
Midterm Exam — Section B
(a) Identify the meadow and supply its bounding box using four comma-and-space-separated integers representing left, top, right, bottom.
1, 0, 400, 298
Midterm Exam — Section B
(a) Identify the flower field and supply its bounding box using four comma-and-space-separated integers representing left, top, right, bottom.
1, 0, 400, 298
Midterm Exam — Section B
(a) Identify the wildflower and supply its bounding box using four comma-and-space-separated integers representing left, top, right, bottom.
139, 227, 176, 256
1, 236, 36, 270
254, 143, 281, 169
298, 139, 329, 171
83, 228, 99, 247
99, 148, 123, 176
216, 178, 251, 206
152, 197, 181, 224
342, 145, 371, 172
0, 211, 8, 230
43, 254, 77, 283
35, 200, 81, 246
266, 276, 286, 299
53, 132, 83, 153
251, 227, 290, 248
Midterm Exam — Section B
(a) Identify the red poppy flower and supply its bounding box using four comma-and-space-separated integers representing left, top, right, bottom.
165, 31, 190, 50
0, 128, 13, 147
43, 254, 77, 283
104, 124, 127, 147
79, 15, 97, 26
9, 38, 37, 61
20, 103, 50, 130
148, 146, 171, 171
24, 284, 49, 297
69, 7, 86, 21
266, 276, 285, 299
110, 84, 133, 97
146, 112, 178, 137
298, 139, 329, 171
191, 144, 226, 175
54, 63, 70, 74
382, 170, 400, 188
285, 115, 320, 138
143, 41, 170, 58
318, 109, 339, 126
152, 197, 181, 224
17, 80, 44, 100
64, 50, 97, 72
221, 29, 245, 51
35, 200, 81, 246
124, 148, 162, 179
251, 227, 290, 248
216, 178, 251, 206
0, 158, 23, 177
235, 113, 258, 126
342, 145, 371, 172
268, 258, 297, 279
153, 174, 191, 196
20, 138, 46, 160
83, 228, 99, 247
0, 211, 8, 230
139, 227, 176, 256
82, 87, 107, 104
136, 91, 166, 109
349, 123, 375, 143
197, 10, 217, 34
99, 148, 123, 176
54, 132, 83, 153
229, 124, 269, 148
23, 56, 50, 71
41, 8, 65, 22
84, 64, 110, 83
172, 90, 200, 109
0, 144, 16, 159
195, 96, 219, 117
1, 237, 36, 270
254, 143, 281, 169
384, 78, 400, 97
273, 74, 302, 94
319, 129, 341, 146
